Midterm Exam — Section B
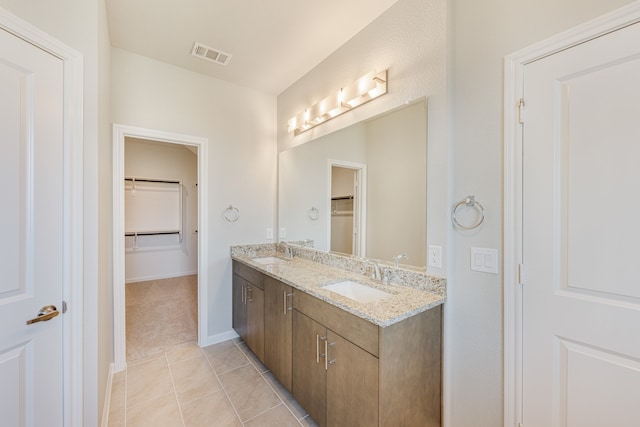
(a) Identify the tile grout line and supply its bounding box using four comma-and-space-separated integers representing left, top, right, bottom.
259, 371, 307, 426
231, 340, 306, 426
235, 340, 307, 426
202, 345, 246, 425
242, 402, 288, 425
165, 352, 188, 427
122, 357, 181, 411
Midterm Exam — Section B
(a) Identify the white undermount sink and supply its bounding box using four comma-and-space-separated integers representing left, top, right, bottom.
251, 256, 288, 265
322, 280, 391, 304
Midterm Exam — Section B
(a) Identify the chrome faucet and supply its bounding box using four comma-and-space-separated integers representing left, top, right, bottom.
284, 246, 293, 259
393, 253, 408, 269
365, 260, 382, 281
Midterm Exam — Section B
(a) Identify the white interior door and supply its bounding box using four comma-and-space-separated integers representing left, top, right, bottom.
522, 22, 640, 426
0, 27, 65, 426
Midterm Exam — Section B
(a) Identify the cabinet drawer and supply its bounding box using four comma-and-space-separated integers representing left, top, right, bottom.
294, 290, 379, 357
233, 261, 264, 289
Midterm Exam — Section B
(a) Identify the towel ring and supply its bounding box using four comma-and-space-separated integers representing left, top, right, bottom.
223, 205, 240, 222
452, 195, 485, 230
308, 207, 320, 221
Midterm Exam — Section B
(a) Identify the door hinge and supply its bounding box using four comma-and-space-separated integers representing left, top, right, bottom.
517, 264, 524, 285
518, 98, 525, 124
62, 300, 68, 313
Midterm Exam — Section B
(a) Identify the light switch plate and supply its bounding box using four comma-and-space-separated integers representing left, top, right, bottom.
428, 245, 442, 268
470, 247, 499, 274
279, 227, 286, 239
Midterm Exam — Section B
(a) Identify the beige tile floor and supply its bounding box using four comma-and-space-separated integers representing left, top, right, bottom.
107, 339, 318, 427
117, 275, 316, 426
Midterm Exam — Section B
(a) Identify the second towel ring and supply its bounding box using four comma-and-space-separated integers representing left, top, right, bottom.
223, 205, 240, 222
452, 195, 485, 230
308, 207, 320, 221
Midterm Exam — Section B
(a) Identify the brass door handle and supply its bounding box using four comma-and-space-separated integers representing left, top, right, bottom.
26, 305, 59, 325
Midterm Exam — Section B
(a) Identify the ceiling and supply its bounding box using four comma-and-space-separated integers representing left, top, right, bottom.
106, 0, 400, 95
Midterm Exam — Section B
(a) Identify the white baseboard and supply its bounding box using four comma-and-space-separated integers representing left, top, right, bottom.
100, 362, 115, 427
125, 270, 198, 284
202, 329, 239, 347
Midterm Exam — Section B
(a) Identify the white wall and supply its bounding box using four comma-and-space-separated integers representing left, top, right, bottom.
124, 138, 198, 282
0, 0, 108, 423
111, 48, 277, 340
448, 0, 635, 426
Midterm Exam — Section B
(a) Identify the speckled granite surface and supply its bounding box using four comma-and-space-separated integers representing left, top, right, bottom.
231, 243, 446, 327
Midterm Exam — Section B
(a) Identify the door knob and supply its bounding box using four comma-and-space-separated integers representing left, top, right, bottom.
26, 305, 59, 325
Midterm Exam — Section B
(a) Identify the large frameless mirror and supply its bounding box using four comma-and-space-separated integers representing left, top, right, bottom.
278, 98, 427, 268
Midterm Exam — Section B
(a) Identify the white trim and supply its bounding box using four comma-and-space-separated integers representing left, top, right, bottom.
503, 3, 640, 426
112, 124, 209, 371
100, 363, 115, 427
202, 329, 239, 347
326, 159, 367, 257
125, 271, 199, 284
0, 8, 84, 427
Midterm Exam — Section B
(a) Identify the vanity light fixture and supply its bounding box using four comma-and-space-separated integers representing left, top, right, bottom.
288, 70, 388, 136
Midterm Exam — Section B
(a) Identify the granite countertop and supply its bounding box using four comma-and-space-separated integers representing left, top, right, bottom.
232, 253, 445, 328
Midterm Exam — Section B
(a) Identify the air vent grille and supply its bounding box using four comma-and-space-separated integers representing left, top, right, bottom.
191, 42, 232, 66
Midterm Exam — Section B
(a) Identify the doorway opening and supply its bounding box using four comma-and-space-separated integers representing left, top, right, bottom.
328, 161, 366, 257
113, 125, 209, 371
123, 138, 198, 362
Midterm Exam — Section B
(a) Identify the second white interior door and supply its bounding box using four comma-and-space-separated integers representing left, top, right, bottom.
522, 21, 640, 426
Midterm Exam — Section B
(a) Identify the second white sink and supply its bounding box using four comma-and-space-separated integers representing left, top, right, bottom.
323, 280, 391, 304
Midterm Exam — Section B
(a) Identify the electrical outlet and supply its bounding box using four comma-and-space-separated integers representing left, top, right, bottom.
266, 228, 273, 239
279, 227, 287, 239
428, 245, 442, 268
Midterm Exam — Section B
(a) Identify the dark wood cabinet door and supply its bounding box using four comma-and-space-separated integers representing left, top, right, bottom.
245, 283, 264, 360
292, 310, 327, 427
326, 330, 379, 427
232, 274, 247, 340
264, 278, 293, 391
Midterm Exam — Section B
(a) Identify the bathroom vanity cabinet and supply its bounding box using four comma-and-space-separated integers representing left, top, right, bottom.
292, 307, 379, 427
231, 260, 442, 427
232, 262, 264, 360
292, 289, 441, 427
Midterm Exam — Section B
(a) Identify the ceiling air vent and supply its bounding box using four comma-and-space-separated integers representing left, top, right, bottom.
191, 42, 232, 66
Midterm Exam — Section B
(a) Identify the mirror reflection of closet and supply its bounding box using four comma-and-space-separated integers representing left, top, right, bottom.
330, 165, 363, 256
